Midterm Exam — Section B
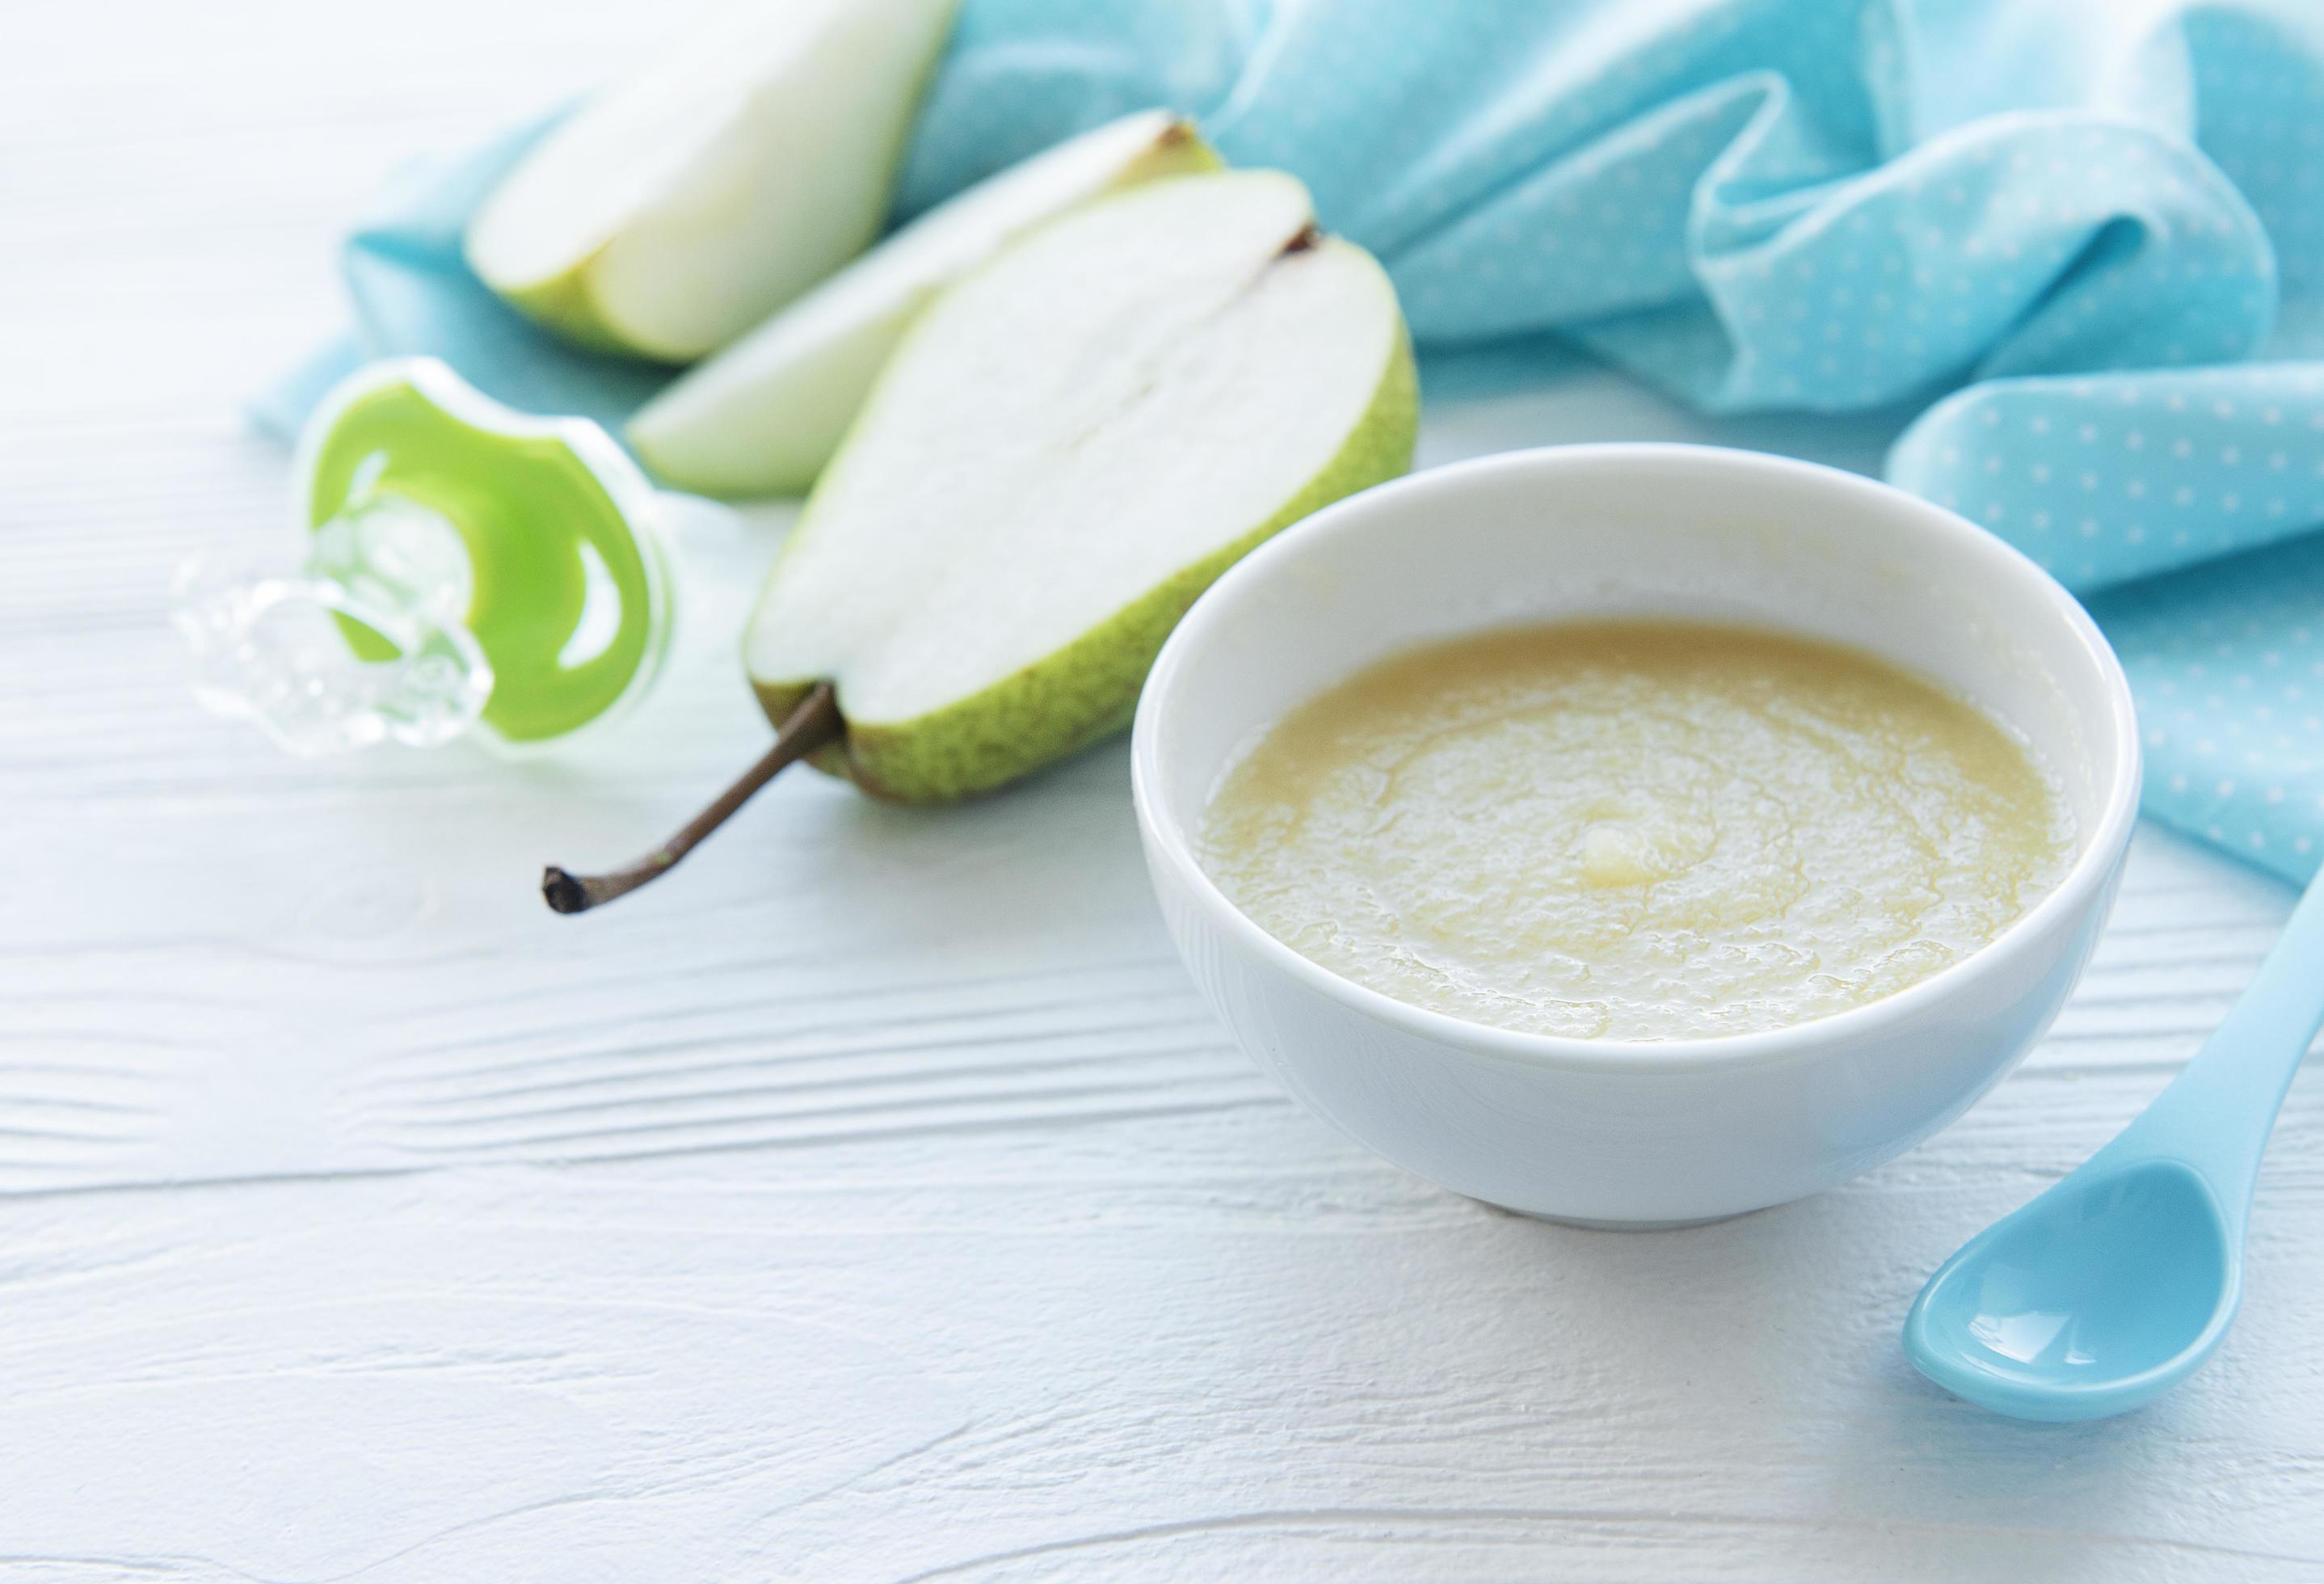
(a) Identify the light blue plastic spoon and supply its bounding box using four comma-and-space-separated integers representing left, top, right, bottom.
1905, 870, 2324, 1422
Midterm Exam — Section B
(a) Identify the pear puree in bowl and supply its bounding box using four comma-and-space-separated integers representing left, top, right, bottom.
1196, 620, 2073, 1042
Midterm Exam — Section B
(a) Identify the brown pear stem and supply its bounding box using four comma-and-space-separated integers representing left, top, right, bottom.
542, 681, 843, 915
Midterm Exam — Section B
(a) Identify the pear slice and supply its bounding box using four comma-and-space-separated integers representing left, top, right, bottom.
629, 110, 1220, 496
545, 170, 1417, 912
465, 0, 957, 362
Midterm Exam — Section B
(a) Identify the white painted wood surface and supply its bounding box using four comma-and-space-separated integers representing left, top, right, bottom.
6, 3, 2321, 1578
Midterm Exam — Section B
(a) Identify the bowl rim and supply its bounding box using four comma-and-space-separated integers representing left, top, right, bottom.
1130, 442, 2144, 1075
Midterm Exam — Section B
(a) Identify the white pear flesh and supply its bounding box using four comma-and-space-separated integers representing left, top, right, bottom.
629, 110, 1219, 496
745, 170, 1418, 802
464, 0, 957, 362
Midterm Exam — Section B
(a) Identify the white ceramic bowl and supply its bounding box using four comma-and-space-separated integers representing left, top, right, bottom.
1133, 444, 2141, 1226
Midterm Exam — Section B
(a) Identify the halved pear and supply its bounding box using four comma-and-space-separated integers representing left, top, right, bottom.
751, 168, 1416, 802
544, 170, 1416, 912
465, 0, 957, 362
628, 110, 1221, 495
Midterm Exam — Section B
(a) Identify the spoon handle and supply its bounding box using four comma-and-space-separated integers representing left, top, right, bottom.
2105, 870, 2324, 1211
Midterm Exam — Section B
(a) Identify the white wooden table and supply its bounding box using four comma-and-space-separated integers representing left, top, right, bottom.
8, 3, 2321, 1578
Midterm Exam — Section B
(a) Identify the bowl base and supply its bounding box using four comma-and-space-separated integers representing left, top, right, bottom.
1480, 1199, 1763, 1232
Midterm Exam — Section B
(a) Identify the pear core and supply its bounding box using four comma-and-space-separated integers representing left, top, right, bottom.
1198, 621, 2074, 1042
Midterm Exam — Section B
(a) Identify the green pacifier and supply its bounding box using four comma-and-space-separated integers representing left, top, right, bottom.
176, 359, 674, 755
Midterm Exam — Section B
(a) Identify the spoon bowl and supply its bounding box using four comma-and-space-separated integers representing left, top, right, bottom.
1905, 1161, 2239, 1422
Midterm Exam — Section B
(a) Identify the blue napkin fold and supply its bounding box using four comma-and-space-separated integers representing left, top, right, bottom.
261, 0, 2323, 883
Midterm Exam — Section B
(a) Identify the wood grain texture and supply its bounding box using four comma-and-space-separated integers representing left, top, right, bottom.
5, 1, 2322, 1578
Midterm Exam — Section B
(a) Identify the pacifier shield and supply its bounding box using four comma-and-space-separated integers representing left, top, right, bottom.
298, 359, 674, 747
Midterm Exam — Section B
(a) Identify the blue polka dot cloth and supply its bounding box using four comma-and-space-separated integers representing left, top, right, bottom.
261, 0, 2324, 883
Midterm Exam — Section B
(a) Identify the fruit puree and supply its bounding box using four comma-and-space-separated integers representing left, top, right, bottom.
1198, 621, 2073, 1041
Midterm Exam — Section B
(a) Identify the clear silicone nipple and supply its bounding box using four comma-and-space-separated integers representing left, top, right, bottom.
174, 491, 494, 757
